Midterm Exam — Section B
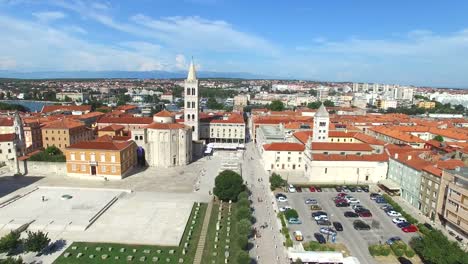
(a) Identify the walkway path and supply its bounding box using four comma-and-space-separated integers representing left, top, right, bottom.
193, 201, 213, 264
242, 142, 288, 264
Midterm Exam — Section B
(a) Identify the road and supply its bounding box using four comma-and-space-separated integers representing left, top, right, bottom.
242, 142, 288, 264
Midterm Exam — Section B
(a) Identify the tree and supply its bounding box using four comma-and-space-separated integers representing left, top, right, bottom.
23, 231, 50, 253
307, 101, 322, 109
236, 207, 251, 221
323, 100, 335, 107
237, 219, 252, 236
308, 89, 317, 96
284, 209, 299, 220
64, 95, 72, 102
293, 258, 303, 264
236, 251, 251, 264
213, 170, 245, 202
433, 135, 444, 142
237, 236, 248, 250
206, 97, 224, 110
267, 100, 285, 111
237, 191, 249, 201
0, 231, 21, 254
270, 173, 287, 190
410, 230, 466, 264
237, 198, 250, 209
45, 146, 62, 156
0, 256, 24, 264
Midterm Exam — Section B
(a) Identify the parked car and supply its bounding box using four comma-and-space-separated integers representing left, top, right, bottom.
397, 257, 413, 264
359, 211, 372, 218
356, 187, 363, 192
352, 204, 365, 211
314, 233, 326, 244
381, 204, 394, 211
397, 222, 411, 228
370, 193, 381, 200
353, 220, 371, 230
348, 198, 360, 204
344, 211, 359, 218
279, 206, 292, 212
314, 215, 329, 221
309, 186, 317, 192
354, 208, 370, 214
392, 217, 407, 224
305, 198, 318, 205
402, 225, 418, 233
293, 231, 304, 241
337, 192, 347, 198
288, 218, 302, 224
375, 197, 387, 204
310, 205, 323, 211
387, 211, 402, 217
277, 196, 288, 202
316, 219, 332, 226
275, 193, 287, 199
288, 184, 297, 193
335, 186, 343, 192
316, 186, 322, 192
333, 222, 343, 231
320, 227, 337, 235
348, 186, 357, 192
362, 186, 369, 192
386, 236, 402, 245
423, 223, 434, 230
312, 211, 327, 217
335, 201, 350, 207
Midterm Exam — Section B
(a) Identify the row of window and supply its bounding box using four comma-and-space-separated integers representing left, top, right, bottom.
186, 101, 197, 108
186, 114, 197, 120
276, 157, 302, 162
272, 163, 300, 170
70, 153, 116, 162
0, 149, 12, 154
71, 164, 117, 173
186, 88, 197, 95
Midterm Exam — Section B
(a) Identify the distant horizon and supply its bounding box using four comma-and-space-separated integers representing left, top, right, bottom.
1, 1, 468, 87
0, 69, 467, 90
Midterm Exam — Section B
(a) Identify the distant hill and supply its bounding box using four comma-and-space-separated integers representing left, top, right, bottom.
0, 70, 273, 80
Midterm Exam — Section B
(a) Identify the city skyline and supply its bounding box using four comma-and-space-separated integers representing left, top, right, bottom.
1, 0, 468, 87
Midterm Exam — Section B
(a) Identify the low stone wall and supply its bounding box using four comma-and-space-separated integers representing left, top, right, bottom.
7, 160, 66, 176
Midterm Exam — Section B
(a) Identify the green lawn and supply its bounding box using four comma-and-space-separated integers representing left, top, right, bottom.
53, 203, 207, 264
201, 201, 242, 263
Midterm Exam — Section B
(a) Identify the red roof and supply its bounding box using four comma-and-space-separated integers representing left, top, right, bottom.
353, 133, 385, 145
0, 133, 15, 142
329, 131, 357, 138
117, 105, 138, 111
67, 135, 134, 151
146, 122, 187, 130
312, 153, 388, 162
41, 105, 91, 113
42, 118, 85, 129
0, 118, 14, 126
98, 116, 153, 125
311, 142, 373, 151
100, 124, 125, 132
154, 110, 174, 117
263, 142, 305, 152
293, 131, 313, 144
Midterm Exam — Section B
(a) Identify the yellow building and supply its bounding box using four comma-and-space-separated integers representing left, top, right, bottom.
418, 101, 436, 109
65, 135, 137, 180
41, 118, 94, 152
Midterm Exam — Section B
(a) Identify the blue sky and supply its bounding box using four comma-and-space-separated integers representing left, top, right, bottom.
0, 0, 468, 87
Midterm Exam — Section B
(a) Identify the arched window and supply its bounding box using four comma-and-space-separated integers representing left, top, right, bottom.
139, 136, 143, 140
186, 88, 190, 95
187, 114, 190, 120
186, 102, 190, 108
192, 88, 195, 95
192, 114, 195, 120
192, 126, 195, 132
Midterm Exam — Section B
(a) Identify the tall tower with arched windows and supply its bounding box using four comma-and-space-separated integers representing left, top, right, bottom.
312, 104, 329, 142
184, 60, 200, 140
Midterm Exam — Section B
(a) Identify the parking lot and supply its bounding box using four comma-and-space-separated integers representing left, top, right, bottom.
277, 188, 419, 264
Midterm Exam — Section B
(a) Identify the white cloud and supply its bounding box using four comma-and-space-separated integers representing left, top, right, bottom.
0, 15, 171, 71
32, 11, 66, 23
175, 54, 186, 70
0, 57, 16, 70
63, 25, 87, 34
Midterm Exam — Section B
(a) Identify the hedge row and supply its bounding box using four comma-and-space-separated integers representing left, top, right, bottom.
278, 212, 293, 247
368, 244, 391, 256
382, 194, 418, 224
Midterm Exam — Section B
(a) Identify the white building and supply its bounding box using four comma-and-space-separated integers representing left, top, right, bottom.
312, 104, 329, 142
184, 61, 200, 141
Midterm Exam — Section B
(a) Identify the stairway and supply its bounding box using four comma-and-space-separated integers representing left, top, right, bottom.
193, 201, 213, 264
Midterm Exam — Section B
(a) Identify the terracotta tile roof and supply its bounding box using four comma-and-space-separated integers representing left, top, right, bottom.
0, 133, 16, 142
154, 110, 174, 117
209, 113, 244, 124
311, 142, 374, 151
437, 159, 465, 170
329, 131, 357, 138
41, 105, 91, 113
0, 118, 13, 126
429, 127, 468, 141
100, 124, 125, 132
422, 166, 443, 177
116, 105, 138, 111
145, 122, 187, 130
77, 112, 105, 119
67, 135, 134, 151
98, 116, 153, 125
263, 142, 305, 152
312, 153, 388, 162
392, 150, 433, 171
293, 131, 313, 144
368, 126, 426, 143
42, 118, 85, 129
353, 133, 385, 145
385, 144, 415, 156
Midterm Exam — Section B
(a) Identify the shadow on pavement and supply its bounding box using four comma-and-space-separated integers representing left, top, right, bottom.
0, 175, 43, 199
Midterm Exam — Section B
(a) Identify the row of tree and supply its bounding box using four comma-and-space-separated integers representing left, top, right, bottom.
0, 230, 50, 262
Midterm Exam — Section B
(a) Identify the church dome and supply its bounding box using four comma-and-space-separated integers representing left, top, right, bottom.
153, 110, 175, 124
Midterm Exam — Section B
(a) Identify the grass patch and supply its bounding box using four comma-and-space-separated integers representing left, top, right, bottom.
53, 203, 207, 264
201, 201, 243, 263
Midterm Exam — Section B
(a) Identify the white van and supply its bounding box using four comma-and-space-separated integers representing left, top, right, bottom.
288, 184, 297, 193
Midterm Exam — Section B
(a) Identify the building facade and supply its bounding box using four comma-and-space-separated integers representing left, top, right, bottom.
184, 61, 200, 141
42, 118, 94, 152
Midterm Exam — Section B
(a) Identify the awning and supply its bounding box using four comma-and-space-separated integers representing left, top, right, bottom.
379, 179, 400, 191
